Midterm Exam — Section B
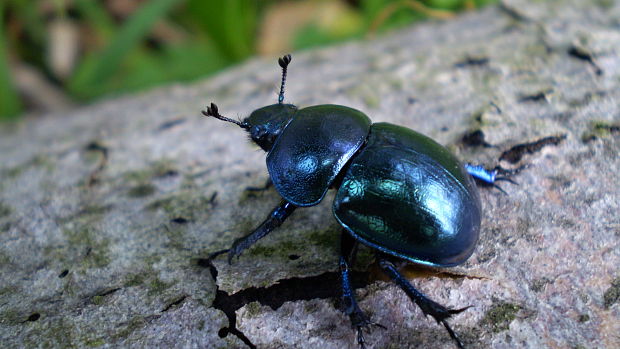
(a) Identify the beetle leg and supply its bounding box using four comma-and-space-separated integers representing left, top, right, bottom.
377, 257, 469, 349
465, 163, 525, 195
225, 200, 297, 264
340, 232, 385, 348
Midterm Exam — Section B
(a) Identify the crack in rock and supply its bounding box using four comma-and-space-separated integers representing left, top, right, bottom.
161, 295, 188, 312
499, 134, 566, 163
518, 90, 551, 103
461, 129, 494, 148
454, 56, 490, 69
568, 45, 603, 76
84, 140, 109, 186
199, 258, 369, 348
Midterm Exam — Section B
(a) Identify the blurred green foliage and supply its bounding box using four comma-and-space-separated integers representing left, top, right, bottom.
1, 0, 498, 119
1, 2, 21, 117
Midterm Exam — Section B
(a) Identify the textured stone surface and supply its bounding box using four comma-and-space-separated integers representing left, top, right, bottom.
1, 0, 619, 348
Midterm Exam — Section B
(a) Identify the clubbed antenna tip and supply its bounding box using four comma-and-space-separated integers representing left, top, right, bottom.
202, 102, 249, 129
278, 54, 291, 69
278, 54, 292, 104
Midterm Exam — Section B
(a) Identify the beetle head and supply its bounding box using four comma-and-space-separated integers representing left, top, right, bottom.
244, 103, 297, 151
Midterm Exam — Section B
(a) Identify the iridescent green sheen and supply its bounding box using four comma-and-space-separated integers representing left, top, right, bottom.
334, 123, 481, 267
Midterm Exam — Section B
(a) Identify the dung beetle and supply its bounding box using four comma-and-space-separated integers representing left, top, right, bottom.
204, 54, 517, 348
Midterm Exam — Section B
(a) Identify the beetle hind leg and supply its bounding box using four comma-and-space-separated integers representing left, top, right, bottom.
377, 257, 469, 349
465, 163, 526, 195
340, 232, 385, 348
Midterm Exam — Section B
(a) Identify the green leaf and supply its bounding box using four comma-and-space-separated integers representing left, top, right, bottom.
186, 0, 257, 62
427, 0, 463, 10
69, 0, 182, 100
0, 1, 22, 119
73, 0, 116, 40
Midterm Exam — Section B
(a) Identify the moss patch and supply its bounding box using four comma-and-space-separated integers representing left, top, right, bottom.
85, 338, 106, 347
146, 192, 211, 221
23, 317, 76, 348
92, 295, 105, 305
3, 154, 55, 178
148, 277, 171, 296
0, 202, 11, 218
123, 159, 178, 183
63, 227, 111, 268
603, 277, 620, 308
582, 120, 620, 143
127, 183, 156, 198
57, 204, 111, 225
308, 229, 339, 249
113, 316, 146, 340
246, 244, 276, 258
481, 302, 521, 333
124, 273, 147, 287
0, 308, 22, 325
530, 277, 552, 292
243, 302, 262, 318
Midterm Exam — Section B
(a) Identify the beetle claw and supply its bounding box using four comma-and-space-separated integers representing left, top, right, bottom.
449, 305, 473, 315
493, 184, 509, 196
440, 320, 465, 349
495, 176, 518, 185
226, 246, 242, 265
350, 309, 385, 348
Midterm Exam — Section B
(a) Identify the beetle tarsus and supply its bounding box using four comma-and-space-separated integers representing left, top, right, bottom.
340, 233, 385, 348
466, 163, 525, 195
354, 314, 386, 349
378, 257, 468, 349
440, 319, 466, 349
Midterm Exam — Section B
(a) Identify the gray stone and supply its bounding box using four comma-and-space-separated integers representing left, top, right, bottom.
1, 0, 619, 348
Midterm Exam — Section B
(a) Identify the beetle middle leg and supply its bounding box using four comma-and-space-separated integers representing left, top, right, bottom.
377, 256, 469, 349
215, 199, 297, 264
340, 232, 385, 348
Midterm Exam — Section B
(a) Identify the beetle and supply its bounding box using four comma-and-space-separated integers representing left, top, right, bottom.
204, 54, 517, 348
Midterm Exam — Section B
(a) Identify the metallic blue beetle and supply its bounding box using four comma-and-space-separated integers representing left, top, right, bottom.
204, 54, 514, 349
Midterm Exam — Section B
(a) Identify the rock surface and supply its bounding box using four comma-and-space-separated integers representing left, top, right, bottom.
1, 0, 619, 348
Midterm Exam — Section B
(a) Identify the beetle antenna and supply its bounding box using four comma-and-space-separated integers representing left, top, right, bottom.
202, 103, 250, 129
277, 54, 292, 104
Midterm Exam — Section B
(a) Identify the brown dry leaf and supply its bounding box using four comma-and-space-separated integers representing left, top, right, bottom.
257, 0, 360, 55
48, 18, 80, 80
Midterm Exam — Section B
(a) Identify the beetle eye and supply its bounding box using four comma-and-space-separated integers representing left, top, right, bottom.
251, 126, 264, 138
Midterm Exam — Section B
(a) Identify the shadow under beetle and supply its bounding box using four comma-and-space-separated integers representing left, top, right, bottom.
204, 54, 517, 349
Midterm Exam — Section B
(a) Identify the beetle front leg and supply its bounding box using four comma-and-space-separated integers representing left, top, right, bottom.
340, 232, 384, 348
377, 256, 469, 349
220, 200, 297, 264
